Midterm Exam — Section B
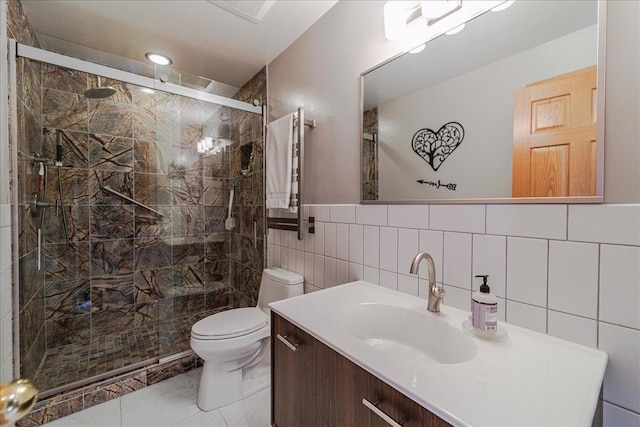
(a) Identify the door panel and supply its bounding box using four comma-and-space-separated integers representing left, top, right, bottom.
530, 145, 569, 197
513, 65, 597, 197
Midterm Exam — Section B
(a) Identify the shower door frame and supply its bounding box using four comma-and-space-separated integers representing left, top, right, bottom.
8, 37, 263, 387
15, 42, 263, 114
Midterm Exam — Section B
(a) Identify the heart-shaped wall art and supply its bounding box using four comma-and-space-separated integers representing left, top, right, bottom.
411, 122, 464, 171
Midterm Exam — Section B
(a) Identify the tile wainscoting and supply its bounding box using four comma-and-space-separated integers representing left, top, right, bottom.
268, 203, 640, 425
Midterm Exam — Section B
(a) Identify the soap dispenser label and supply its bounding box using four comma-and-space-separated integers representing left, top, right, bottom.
472, 303, 497, 331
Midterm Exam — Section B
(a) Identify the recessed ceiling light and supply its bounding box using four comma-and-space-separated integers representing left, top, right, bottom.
145, 52, 172, 66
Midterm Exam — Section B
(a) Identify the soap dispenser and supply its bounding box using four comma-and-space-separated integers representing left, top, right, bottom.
471, 275, 498, 337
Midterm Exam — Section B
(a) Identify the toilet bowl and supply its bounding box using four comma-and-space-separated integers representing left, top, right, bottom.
190, 267, 303, 411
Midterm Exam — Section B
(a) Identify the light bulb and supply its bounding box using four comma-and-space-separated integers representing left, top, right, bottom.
145, 52, 173, 66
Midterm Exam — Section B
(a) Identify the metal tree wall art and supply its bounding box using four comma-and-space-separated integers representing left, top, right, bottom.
411, 122, 464, 171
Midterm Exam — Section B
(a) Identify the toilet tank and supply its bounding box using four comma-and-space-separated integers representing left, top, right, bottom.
257, 268, 303, 312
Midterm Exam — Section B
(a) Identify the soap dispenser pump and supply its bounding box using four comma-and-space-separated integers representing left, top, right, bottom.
471, 275, 498, 337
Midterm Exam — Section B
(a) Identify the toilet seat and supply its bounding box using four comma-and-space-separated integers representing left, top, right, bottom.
191, 308, 268, 340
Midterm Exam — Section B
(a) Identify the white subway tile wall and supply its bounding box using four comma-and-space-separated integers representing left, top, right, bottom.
349, 224, 364, 264
397, 228, 419, 275
379, 227, 398, 272
267, 204, 640, 420
336, 223, 349, 261
324, 257, 337, 288
599, 244, 640, 329
430, 204, 485, 233
348, 262, 363, 282
506, 300, 547, 333
356, 205, 387, 226
379, 270, 398, 291
363, 226, 380, 268
599, 322, 640, 414
443, 232, 472, 289
506, 237, 548, 307
472, 234, 506, 296
329, 205, 356, 224
604, 402, 640, 426
388, 205, 429, 229
418, 230, 443, 281
397, 274, 419, 296
548, 310, 598, 348
569, 204, 640, 245
548, 241, 599, 319
487, 204, 567, 239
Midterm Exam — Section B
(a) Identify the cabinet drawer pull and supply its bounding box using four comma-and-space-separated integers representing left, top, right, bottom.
276, 334, 299, 352
362, 398, 405, 427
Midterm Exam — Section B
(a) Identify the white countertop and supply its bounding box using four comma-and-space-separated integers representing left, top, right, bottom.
269, 281, 607, 427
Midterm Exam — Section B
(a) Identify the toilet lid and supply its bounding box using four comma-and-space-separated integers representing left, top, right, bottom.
191, 308, 268, 339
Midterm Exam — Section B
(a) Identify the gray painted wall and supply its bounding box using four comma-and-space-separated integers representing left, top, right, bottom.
268, 0, 640, 204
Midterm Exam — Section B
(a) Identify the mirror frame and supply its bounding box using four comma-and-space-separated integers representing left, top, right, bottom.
360, 0, 607, 205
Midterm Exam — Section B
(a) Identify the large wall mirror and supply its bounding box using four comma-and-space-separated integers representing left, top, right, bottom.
362, 0, 605, 203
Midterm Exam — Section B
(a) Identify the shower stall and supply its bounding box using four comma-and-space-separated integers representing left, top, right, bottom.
10, 39, 266, 399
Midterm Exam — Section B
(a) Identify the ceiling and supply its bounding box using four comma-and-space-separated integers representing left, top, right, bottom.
21, 0, 338, 90
363, 0, 597, 110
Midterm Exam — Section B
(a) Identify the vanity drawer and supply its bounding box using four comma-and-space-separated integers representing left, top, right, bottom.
271, 312, 451, 427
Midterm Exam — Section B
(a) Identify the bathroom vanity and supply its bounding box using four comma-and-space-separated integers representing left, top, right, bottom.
269, 281, 607, 427
271, 312, 449, 427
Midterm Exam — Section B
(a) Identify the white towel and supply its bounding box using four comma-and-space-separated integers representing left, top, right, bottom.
266, 113, 294, 210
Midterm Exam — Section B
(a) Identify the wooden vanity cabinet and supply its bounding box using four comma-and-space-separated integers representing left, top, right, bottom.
272, 313, 451, 427
271, 312, 317, 427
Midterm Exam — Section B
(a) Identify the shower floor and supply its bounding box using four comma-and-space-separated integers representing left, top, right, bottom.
34, 309, 219, 393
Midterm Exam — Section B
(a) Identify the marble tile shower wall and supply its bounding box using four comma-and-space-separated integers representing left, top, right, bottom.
16, 62, 235, 385
228, 67, 266, 306
7, 0, 46, 382
268, 203, 640, 422
362, 107, 377, 201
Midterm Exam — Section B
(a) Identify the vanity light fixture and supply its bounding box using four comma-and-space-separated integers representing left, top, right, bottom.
145, 52, 173, 66
421, 1, 462, 25
384, 0, 512, 50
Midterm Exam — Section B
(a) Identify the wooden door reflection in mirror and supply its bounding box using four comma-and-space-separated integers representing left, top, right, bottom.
512, 66, 597, 197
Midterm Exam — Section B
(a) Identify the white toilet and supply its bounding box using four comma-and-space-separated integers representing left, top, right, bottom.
190, 267, 303, 411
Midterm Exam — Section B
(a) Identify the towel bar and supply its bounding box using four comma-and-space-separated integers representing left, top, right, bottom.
267, 106, 315, 240
267, 216, 315, 234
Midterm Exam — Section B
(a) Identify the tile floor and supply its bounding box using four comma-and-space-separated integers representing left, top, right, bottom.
43, 369, 271, 427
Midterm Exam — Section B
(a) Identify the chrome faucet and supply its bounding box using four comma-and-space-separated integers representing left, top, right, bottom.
409, 252, 445, 312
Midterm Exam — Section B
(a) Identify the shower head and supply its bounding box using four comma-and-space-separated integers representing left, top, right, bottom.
84, 76, 116, 99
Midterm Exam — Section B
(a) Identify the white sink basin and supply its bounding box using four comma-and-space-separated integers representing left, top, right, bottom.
338, 302, 477, 364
